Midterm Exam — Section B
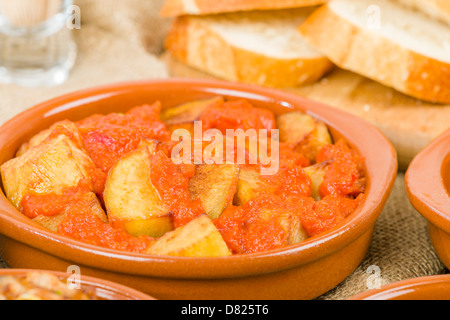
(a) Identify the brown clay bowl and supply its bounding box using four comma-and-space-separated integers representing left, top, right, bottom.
406, 129, 450, 269
0, 268, 155, 300
0, 79, 397, 300
349, 275, 450, 300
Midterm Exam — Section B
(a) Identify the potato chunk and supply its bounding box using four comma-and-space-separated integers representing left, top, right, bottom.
277, 111, 316, 146
189, 164, 239, 219
255, 204, 309, 246
303, 162, 328, 201
124, 217, 174, 238
103, 145, 172, 237
276, 111, 332, 163
16, 120, 83, 157
32, 214, 65, 233
294, 122, 333, 163
32, 191, 107, 232
278, 210, 309, 245
1, 135, 95, 209
233, 168, 273, 206
234, 169, 259, 206
147, 214, 231, 257
160, 96, 224, 125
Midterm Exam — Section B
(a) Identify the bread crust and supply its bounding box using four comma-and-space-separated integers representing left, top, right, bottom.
160, 0, 327, 17
299, 5, 450, 104
165, 16, 334, 88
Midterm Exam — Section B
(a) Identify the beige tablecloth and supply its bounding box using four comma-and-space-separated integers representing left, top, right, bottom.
0, 0, 446, 300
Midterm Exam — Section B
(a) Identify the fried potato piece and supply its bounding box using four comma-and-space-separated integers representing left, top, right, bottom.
32, 215, 65, 233
303, 162, 329, 201
277, 111, 316, 145
160, 96, 224, 125
233, 168, 280, 206
189, 164, 239, 219
234, 168, 259, 206
146, 214, 231, 257
1, 135, 95, 209
276, 111, 332, 163
294, 122, 333, 163
103, 146, 171, 235
32, 191, 107, 232
16, 120, 83, 157
233, 168, 273, 206
257, 206, 309, 245
278, 211, 309, 245
124, 216, 174, 238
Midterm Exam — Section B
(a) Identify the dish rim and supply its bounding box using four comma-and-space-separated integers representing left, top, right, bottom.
406, 129, 450, 233
349, 274, 450, 300
0, 78, 398, 280
0, 268, 155, 300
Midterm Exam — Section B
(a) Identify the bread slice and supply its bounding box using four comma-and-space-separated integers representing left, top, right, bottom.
165, 8, 334, 88
299, 0, 450, 104
160, 0, 327, 17
394, 0, 450, 25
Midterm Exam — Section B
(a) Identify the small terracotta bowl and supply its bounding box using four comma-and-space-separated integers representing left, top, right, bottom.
0, 268, 155, 300
406, 129, 450, 269
349, 275, 450, 300
0, 79, 397, 300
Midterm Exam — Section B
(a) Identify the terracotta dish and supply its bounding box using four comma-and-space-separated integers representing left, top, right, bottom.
0, 268, 155, 300
406, 129, 450, 269
0, 79, 397, 300
349, 275, 450, 300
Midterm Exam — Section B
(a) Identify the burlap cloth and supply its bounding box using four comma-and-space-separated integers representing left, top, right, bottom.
0, 0, 446, 300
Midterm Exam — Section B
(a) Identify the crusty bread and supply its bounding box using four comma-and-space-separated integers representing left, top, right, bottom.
160, 0, 327, 17
165, 8, 334, 88
394, 0, 450, 25
298, 0, 450, 104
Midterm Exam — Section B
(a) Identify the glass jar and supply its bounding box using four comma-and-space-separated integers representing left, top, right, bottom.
0, 0, 77, 87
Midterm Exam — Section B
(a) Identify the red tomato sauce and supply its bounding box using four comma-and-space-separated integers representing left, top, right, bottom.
21, 179, 92, 219
58, 209, 153, 253
149, 150, 204, 228
317, 140, 365, 198
76, 102, 171, 183
300, 194, 364, 237
200, 99, 276, 133
260, 158, 312, 200
215, 195, 315, 254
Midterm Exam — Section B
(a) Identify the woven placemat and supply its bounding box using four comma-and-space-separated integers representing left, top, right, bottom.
0, 0, 446, 300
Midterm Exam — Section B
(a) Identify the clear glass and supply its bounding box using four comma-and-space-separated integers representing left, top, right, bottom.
0, 0, 77, 87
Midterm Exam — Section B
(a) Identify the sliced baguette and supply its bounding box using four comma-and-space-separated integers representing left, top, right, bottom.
160, 0, 327, 17
165, 8, 334, 88
394, 0, 450, 25
299, 0, 450, 104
